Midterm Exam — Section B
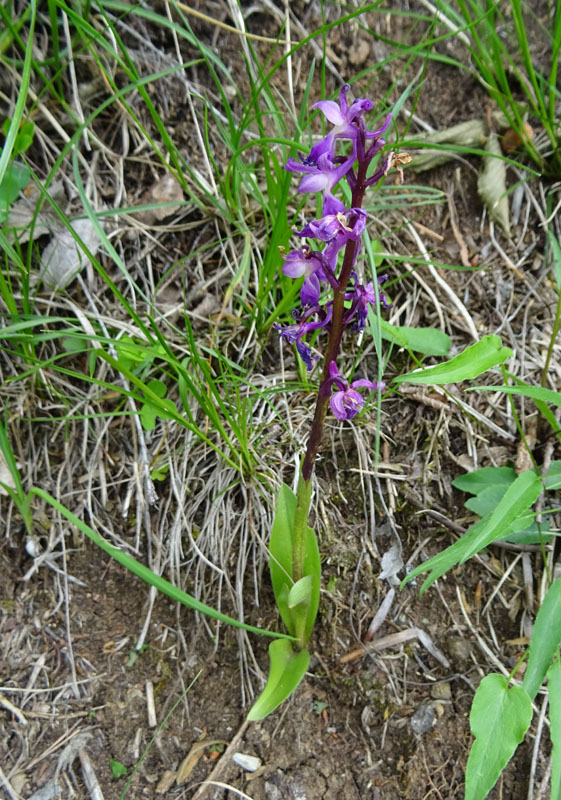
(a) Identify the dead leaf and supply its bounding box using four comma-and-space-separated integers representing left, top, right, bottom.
134, 173, 184, 224
176, 740, 228, 784
0, 449, 16, 496
156, 770, 177, 794
478, 132, 510, 235
40, 218, 102, 289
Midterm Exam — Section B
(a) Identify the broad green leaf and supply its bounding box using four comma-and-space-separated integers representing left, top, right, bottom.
403, 471, 542, 593
523, 577, 561, 700
452, 466, 516, 495
393, 335, 512, 386
465, 485, 511, 517
303, 526, 320, 643
14, 120, 35, 155
461, 470, 542, 561
455, 467, 551, 544
474, 383, 561, 409
0, 162, 31, 214
32, 488, 293, 641
379, 320, 451, 356
546, 461, 561, 490
247, 639, 309, 721
548, 659, 561, 800
465, 674, 532, 800
269, 484, 296, 633
501, 520, 551, 545
288, 575, 313, 609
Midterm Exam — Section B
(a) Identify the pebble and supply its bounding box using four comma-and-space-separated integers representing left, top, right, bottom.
410, 702, 436, 735
232, 753, 262, 772
431, 681, 452, 701
447, 636, 472, 667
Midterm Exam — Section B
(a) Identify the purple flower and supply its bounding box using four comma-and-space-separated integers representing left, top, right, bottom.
344, 274, 391, 330
285, 151, 355, 216
297, 208, 366, 244
282, 246, 327, 305
275, 305, 333, 370
306, 85, 392, 164
328, 361, 383, 421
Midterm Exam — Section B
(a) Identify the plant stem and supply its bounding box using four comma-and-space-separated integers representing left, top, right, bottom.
291, 157, 369, 584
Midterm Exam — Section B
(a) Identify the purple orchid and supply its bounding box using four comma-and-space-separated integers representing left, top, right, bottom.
285, 151, 356, 216
296, 208, 366, 245
306, 85, 392, 164
274, 303, 333, 370
282, 246, 327, 306
328, 361, 383, 421
276, 85, 405, 423
344, 274, 391, 330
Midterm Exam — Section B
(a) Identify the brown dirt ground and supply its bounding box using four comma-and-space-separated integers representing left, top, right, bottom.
1, 2, 559, 799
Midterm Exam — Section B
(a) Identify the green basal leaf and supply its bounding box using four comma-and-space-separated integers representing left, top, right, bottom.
465, 674, 532, 800
303, 526, 320, 643
452, 466, 517, 495
288, 575, 313, 609
393, 335, 512, 386
269, 484, 296, 633
380, 320, 451, 356
548, 659, 561, 800
247, 639, 309, 721
268, 484, 320, 642
523, 577, 561, 700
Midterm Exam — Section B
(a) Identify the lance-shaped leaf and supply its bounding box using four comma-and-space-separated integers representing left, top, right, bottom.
246, 639, 310, 721
269, 484, 297, 633
269, 484, 320, 642
452, 466, 517, 495
393, 335, 512, 386
523, 577, 561, 700
403, 470, 542, 593
474, 383, 561, 410
465, 674, 532, 800
548, 659, 561, 800
460, 470, 542, 561
378, 319, 451, 356
302, 526, 320, 643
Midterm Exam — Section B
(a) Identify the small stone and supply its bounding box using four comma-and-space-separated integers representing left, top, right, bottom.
447, 636, 472, 667
431, 681, 452, 701
349, 39, 370, 66
410, 702, 435, 735
232, 753, 262, 772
